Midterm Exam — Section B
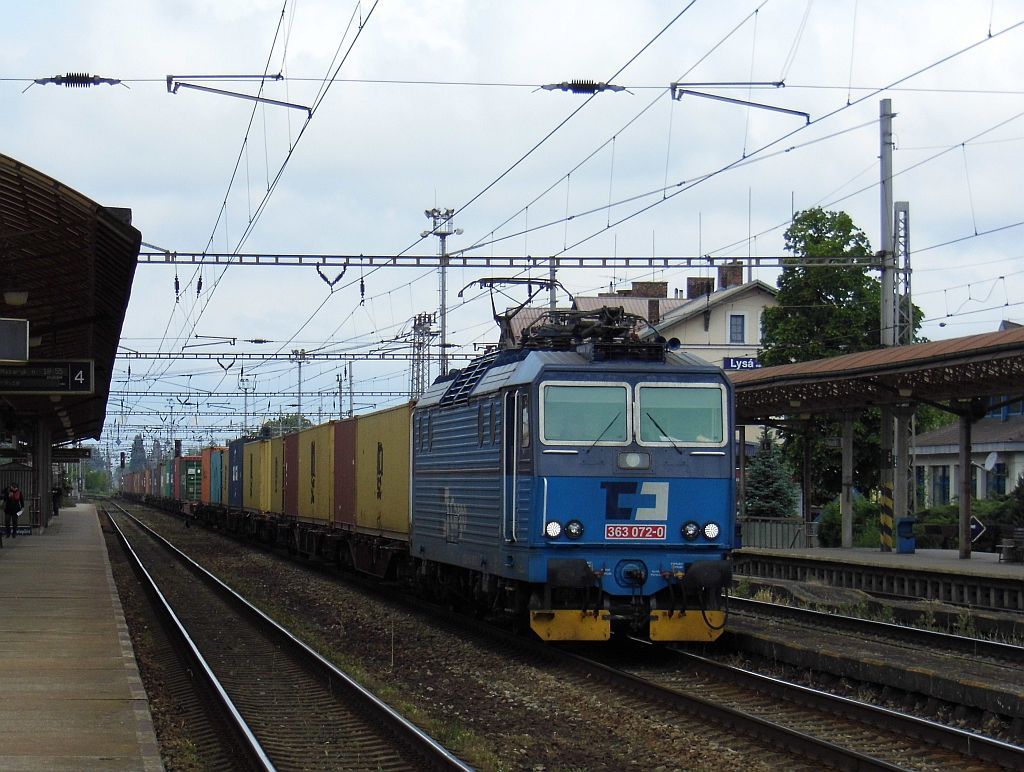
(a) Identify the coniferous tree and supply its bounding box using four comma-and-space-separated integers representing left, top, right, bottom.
744, 433, 799, 518
128, 434, 148, 472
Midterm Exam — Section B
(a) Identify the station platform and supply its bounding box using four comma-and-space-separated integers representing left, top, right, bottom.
0, 503, 163, 771
735, 545, 1024, 612
737, 546, 1024, 579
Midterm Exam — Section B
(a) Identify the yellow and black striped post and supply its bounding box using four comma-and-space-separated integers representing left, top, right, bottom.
879, 482, 894, 551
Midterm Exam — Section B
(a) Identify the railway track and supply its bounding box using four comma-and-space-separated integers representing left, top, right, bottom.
587, 639, 1024, 771
723, 596, 1024, 722
110, 497, 1023, 769
729, 596, 1024, 666
104, 501, 470, 772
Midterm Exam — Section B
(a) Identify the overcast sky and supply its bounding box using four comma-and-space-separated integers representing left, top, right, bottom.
4, 0, 1024, 449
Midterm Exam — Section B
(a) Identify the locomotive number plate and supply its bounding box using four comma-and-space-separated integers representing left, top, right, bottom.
605, 524, 666, 540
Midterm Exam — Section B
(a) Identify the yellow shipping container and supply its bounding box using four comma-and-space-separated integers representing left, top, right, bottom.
355, 403, 412, 538
243, 439, 272, 512
296, 422, 335, 523
269, 436, 286, 515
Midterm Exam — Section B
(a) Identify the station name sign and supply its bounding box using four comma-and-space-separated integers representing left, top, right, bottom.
722, 357, 761, 370
0, 360, 95, 395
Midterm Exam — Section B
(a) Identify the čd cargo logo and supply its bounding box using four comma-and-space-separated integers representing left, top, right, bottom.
600, 481, 668, 540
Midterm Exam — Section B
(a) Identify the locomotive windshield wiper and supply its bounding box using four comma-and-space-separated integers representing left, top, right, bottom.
646, 412, 683, 455
586, 412, 622, 453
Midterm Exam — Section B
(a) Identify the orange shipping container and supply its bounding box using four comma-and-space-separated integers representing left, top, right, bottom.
199, 447, 224, 505
355, 403, 412, 539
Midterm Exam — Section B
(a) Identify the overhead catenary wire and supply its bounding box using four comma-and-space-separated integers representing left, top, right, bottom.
200, 1, 706, 408
122, 1, 381, 425
540, 20, 1024, 269
107, 6, 1024, 438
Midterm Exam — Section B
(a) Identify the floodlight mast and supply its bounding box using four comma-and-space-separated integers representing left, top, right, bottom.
421, 208, 462, 376
238, 373, 255, 434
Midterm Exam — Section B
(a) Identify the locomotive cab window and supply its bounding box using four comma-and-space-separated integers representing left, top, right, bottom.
541, 382, 630, 445
637, 384, 725, 446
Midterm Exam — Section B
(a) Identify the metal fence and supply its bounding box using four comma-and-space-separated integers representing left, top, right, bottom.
739, 516, 819, 549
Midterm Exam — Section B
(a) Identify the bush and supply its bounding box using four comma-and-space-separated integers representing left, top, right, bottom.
911, 475, 1024, 551
817, 493, 883, 547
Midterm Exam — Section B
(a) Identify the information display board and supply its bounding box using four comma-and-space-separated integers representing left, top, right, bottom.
0, 360, 94, 395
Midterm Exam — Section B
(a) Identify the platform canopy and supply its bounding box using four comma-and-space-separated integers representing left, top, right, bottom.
0, 153, 140, 443
731, 325, 1024, 422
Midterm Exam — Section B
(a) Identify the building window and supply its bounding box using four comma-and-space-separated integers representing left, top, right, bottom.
988, 463, 1008, 497
931, 465, 950, 506
729, 314, 745, 343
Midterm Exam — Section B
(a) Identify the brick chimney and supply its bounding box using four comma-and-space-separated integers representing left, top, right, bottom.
718, 262, 743, 290
647, 299, 660, 325
630, 281, 668, 298
686, 277, 714, 299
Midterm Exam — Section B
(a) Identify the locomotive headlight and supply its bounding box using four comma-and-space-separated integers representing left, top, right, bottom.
682, 521, 700, 540
566, 519, 584, 539
545, 520, 562, 538
617, 451, 650, 470
703, 522, 720, 540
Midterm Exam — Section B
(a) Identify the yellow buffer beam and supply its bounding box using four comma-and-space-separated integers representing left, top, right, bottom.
530, 610, 611, 641
649, 610, 726, 642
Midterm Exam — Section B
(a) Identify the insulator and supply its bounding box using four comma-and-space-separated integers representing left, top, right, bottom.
63, 72, 95, 88
359, 277, 365, 305
174, 275, 180, 302
570, 79, 600, 93
196, 276, 203, 296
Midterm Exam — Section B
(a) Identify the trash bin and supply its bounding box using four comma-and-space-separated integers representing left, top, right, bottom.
896, 518, 916, 554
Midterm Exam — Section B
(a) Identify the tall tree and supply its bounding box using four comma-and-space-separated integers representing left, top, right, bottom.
760, 208, 878, 366
128, 434, 148, 472
758, 208, 917, 504
260, 413, 314, 437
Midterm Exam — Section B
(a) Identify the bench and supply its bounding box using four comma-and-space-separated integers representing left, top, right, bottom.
998, 527, 1024, 563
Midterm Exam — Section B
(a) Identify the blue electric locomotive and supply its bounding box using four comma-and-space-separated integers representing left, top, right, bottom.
411, 308, 735, 641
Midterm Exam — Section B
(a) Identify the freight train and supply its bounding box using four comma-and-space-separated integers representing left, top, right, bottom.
121, 307, 736, 642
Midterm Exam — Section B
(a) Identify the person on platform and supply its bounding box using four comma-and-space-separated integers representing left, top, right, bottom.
3, 483, 24, 538
51, 484, 62, 518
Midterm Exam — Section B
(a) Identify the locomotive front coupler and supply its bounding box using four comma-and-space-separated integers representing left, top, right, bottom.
658, 569, 687, 616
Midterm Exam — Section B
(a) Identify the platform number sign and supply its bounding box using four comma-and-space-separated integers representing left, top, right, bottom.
0, 359, 94, 395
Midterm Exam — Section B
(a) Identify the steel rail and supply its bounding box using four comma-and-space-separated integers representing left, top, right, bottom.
658, 642, 1024, 770
106, 500, 472, 772
554, 644, 904, 771
114, 494, 917, 770
103, 505, 275, 771
729, 596, 1024, 664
